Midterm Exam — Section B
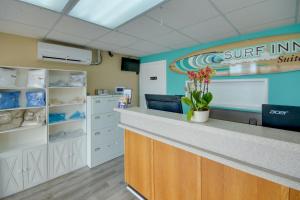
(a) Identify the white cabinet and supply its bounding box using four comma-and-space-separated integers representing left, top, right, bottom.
0, 144, 47, 198
22, 145, 47, 189
49, 136, 86, 179
70, 136, 86, 171
48, 140, 70, 179
0, 151, 23, 198
87, 96, 124, 168
92, 97, 118, 113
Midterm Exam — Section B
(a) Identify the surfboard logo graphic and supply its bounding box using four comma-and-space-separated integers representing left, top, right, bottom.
169, 37, 300, 76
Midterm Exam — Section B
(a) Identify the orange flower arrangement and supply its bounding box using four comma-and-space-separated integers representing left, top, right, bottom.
182, 66, 216, 120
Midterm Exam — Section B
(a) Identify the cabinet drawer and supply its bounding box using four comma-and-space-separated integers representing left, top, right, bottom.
93, 144, 114, 165
92, 97, 118, 114
93, 127, 116, 147
93, 140, 123, 166
92, 112, 118, 130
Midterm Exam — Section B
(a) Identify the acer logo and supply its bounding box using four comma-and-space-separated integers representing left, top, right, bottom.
269, 110, 289, 115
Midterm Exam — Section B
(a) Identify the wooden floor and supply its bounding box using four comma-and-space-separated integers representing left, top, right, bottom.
3, 156, 138, 200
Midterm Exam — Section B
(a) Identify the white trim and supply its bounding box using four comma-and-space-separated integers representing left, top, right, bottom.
126, 186, 145, 200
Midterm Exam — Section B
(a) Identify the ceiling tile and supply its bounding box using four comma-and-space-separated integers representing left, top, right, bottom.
240, 18, 295, 34
0, 0, 60, 29
226, 0, 296, 31
0, 19, 48, 38
97, 31, 138, 47
147, 31, 197, 49
46, 31, 90, 46
87, 40, 123, 51
114, 47, 148, 57
210, 0, 266, 13
146, 0, 219, 29
129, 40, 171, 54
167, 40, 198, 50
53, 16, 109, 40
181, 16, 238, 43
117, 16, 172, 40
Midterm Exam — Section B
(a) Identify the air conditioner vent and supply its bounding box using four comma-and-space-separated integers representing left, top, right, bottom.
42, 56, 66, 61
37, 42, 92, 65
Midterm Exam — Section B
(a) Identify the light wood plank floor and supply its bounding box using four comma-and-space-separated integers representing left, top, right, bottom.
3, 156, 138, 200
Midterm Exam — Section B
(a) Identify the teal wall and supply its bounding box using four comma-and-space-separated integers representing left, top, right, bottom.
140, 24, 300, 110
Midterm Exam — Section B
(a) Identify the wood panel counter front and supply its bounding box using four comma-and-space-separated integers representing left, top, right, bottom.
115, 107, 300, 200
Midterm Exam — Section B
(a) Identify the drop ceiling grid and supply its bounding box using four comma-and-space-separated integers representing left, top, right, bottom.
0, 0, 297, 56
225, 0, 297, 33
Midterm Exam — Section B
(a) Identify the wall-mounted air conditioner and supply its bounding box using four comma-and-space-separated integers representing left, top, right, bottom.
37, 42, 92, 65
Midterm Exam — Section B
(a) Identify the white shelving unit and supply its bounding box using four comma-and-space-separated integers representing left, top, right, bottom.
49, 102, 85, 108
0, 66, 48, 198
0, 106, 46, 112
0, 124, 46, 135
48, 70, 87, 142
47, 69, 87, 179
0, 66, 87, 198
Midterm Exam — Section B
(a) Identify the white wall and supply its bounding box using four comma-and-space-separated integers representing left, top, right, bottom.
139, 60, 167, 108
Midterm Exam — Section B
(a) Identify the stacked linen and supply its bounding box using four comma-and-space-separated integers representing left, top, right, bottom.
22, 109, 46, 126
0, 110, 24, 131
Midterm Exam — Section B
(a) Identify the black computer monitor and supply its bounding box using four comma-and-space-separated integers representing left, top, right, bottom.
145, 94, 183, 114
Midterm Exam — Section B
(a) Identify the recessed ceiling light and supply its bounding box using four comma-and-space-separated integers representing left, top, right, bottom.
69, 0, 165, 29
19, 0, 69, 12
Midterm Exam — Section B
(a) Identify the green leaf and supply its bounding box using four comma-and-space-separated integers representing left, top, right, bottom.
192, 91, 201, 103
203, 92, 213, 104
196, 102, 205, 109
181, 97, 193, 106
187, 109, 193, 121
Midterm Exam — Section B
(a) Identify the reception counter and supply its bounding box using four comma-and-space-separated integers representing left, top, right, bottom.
115, 107, 300, 200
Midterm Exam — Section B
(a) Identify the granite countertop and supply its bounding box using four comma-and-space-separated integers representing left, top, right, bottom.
116, 107, 300, 144
115, 107, 300, 190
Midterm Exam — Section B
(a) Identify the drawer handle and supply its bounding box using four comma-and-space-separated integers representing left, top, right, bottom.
95, 116, 101, 119
107, 145, 111, 148
95, 100, 101, 103
95, 147, 101, 151
107, 129, 111, 132
107, 114, 112, 117
95, 132, 101, 135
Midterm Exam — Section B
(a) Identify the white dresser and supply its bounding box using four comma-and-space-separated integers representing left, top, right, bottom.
87, 95, 124, 168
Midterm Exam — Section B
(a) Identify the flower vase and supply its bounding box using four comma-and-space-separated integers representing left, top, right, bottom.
191, 110, 209, 122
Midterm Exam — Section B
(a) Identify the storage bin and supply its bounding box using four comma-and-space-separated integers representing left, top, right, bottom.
0, 68, 17, 87
0, 91, 20, 109
26, 91, 46, 107
27, 69, 46, 88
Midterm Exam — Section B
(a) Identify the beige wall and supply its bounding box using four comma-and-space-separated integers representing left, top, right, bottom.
0, 32, 139, 105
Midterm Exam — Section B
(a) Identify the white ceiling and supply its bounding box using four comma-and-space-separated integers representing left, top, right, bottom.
0, 0, 298, 57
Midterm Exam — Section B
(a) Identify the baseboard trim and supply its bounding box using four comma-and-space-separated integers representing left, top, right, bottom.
126, 185, 145, 200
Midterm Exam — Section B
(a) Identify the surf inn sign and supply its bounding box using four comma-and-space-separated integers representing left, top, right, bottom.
170, 38, 300, 76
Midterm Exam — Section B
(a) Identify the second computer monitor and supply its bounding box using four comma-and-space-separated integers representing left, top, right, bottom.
145, 94, 183, 114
